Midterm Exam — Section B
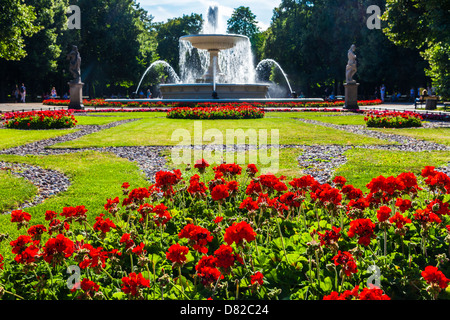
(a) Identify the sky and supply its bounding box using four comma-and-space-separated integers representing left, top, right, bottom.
137, 0, 282, 31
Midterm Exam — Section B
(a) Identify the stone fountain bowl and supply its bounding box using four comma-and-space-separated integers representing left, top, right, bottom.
180, 34, 248, 50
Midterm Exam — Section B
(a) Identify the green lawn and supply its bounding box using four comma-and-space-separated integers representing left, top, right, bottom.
268, 112, 367, 126
0, 170, 38, 213
0, 151, 149, 258
0, 128, 78, 150
51, 115, 388, 148
334, 148, 450, 191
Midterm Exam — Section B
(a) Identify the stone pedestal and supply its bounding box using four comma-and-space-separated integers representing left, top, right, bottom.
344, 82, 359, 110
68, 81, 84, 110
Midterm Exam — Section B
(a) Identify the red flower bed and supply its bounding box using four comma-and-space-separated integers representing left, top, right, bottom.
364, 110, 423, 128
1, 110, 77, 129
166, 105, 265, 119
1, 161, 450, 300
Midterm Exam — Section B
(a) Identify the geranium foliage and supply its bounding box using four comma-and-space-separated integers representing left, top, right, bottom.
1, 162, 450, 300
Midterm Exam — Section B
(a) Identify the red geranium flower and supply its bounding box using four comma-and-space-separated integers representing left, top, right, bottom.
224, 221, 256, 246
395, 198, 412, 213
341, 184, 363, 200
152, 203, 172, 227
358, 286, 391, 300
250, 271, 264, 286
347, 218, 376, 246
166, 243, 189, 267
60, 205, 88, 224
27, 224, 47, 240
427, 199, 450, 216
317, 226, 341, 249
213, 163, 242, 178
42, 234, 74, 265
389, 212, 411, 232
214, 244, 236, 270
422, 265, 450, 290
72, 278, 100, 298
332, 251, 358, 277
104, 197, 120, 213
120, 233, 135, 251
93, 213, 116, 234
376, 206, 392, 223
121, 272, 150, 297
211, 184, 229, 202
178, 224, 213, 254
10, 209, 31, 225
246, 164, 258, 176
332, 176, 346, 188
194, 159, 210, 173
239, 197, 259, 212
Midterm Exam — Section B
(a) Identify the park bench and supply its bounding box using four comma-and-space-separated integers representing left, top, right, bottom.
415, 96, 440, 110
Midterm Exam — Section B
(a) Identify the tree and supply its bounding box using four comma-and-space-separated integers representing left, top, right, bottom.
383, 0, 450, 98
227, 6, 263, 60
0, 0, 41, 60
261, 0, 428, 98
154, 14, 203, 74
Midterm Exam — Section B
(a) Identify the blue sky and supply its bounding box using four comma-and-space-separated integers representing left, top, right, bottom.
137, 0, 282, 31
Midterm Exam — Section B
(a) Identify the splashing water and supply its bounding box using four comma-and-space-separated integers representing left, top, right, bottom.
256, 59, 293, 94
135, 60, 180, 95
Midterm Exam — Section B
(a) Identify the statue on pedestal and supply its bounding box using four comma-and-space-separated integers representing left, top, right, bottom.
67, 45, 81, 84
66, 45, 84, 109
345, 44, 357, 84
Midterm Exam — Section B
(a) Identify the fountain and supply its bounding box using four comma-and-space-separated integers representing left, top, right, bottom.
158, 6, 270, 99
107, 5, 324, 103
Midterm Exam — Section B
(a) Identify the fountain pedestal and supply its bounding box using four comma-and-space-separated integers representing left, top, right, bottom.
160, 83, 269, 99
344, 82, 359, 110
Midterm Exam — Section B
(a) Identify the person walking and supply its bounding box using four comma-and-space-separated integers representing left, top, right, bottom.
380, 84, 386, 103
410, 87, 415, 102
51, 87, 57, 98
13, 85, 20, 103
20, 83, 26, 103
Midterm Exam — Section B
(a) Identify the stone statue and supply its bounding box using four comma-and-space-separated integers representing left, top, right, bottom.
67, 45, 81, 83
345, 44, 357, 83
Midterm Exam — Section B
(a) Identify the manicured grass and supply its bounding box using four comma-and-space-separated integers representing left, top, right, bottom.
334, 148, 450, 191
0, 151, 149, 258
73, 115, 136, 126
0, 170, 38, 214
51, 115, 389, 148
0, 128, 78, 150
269, 112, 367, 126
84, 111, 167, 118
371, 127, 450, 146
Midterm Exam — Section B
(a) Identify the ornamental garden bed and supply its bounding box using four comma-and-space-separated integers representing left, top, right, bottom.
1, 160, 450, 300
1, 110, 77, 130
166, 105, 265, 119
41, 99, 383, 110
364, 111, 423, 128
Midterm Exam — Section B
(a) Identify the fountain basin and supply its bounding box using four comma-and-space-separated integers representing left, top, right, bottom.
159, 83, 270, 99
180, 34, 248, 50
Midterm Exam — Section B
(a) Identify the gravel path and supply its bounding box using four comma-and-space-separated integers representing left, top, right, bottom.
0, 161, 70, 214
